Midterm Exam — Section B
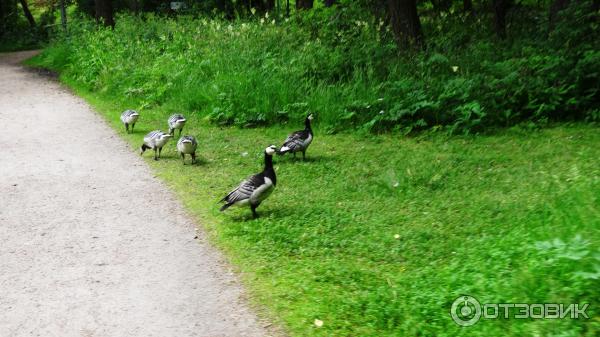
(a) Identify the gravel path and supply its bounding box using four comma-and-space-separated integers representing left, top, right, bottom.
0, 51, 270, 337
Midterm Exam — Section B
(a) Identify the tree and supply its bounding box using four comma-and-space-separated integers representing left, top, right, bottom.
493, 0, 512, 38
19, 0, 35, 27
548, 0, 569, 30
296, 0, 313, 9
387, 0, 424, 49
432, 0, 452, 13
463, 0, 473, 14
60, 0, 67, 31
250, 0, 275, 12
1, 0, 18, 36
95, 0, 114, 27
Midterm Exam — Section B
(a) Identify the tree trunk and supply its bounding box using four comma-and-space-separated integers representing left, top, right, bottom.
60, 0, 67, 31
216, 0, 234, 18
265, 0, 275, 11
250, 0, 275, 12
95, 0, 114, 27
387, 0, 424, 49
432, 0, 452, 13
296, 0, 314, 9
493, 0, 511, 39
324, 0, 336, 6
548, 0, 569, 30
19, 0, 35, 27
463, 0, 473, 13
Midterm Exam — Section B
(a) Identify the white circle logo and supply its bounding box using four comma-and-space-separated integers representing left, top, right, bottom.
451, 295, 482, 326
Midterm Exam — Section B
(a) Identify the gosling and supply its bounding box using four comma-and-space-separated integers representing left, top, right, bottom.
140, 130, 173, 161
120, 110, 140, 133
177, 135, 198, 165
168, 114, 186, 136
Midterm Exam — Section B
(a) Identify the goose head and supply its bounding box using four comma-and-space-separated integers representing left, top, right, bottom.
265, 145, 277, 156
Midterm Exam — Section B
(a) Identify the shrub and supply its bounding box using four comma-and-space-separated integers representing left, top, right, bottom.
33, 1, 599, 133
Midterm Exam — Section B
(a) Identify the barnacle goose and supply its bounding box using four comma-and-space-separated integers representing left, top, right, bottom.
120, 110, 140, 133
279, 114, 314, 160
140, 130, 173, 161
177, 135, 198, 164
220, 145, 278, 218
168, 114, 187, 136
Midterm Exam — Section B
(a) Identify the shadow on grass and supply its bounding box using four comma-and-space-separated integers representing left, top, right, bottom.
276, 154, 336, 164
223, 205, 299, 223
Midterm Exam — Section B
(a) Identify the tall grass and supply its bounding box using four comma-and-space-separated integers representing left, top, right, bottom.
33, 2, 599, 133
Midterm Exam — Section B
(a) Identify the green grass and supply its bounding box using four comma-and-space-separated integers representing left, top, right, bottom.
25, 58, 600, 336
23, 6, 600, 134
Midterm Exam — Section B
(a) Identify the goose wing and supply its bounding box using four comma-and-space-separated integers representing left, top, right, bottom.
282, 130, 309, 152
222, 173, 264, 204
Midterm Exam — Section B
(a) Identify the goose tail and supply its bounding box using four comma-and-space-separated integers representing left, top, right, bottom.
277, 146, 290, 155
219, 203, 232, 212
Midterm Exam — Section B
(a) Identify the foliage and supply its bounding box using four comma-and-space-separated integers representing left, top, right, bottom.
0, 0, 56, 52
31, 1, 599, 133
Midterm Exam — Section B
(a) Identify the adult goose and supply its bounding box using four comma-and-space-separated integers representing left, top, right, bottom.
177, 135, 198, 165
140, 130, 173, 161
120, 110, 140, 133
279, 114, 314, 160
220, 145, 278, 218
168, 114, 187, 136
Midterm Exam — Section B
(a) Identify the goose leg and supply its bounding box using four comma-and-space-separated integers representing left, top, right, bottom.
153, 147, 158, 161
180, 152, 185, 164
125, 123, 129, 133
251, 205, 259, 219
191, 152, 196, 164
158, 147, 163, 159
302, 151, 306, 160
131, 123, 135, 133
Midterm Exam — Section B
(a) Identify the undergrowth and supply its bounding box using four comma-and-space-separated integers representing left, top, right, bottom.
31, 1, 599, 134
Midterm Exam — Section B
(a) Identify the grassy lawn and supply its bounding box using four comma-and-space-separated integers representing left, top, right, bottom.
27, 60, 600, 336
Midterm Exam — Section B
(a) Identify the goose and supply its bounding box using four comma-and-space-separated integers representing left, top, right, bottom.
140, 130, 173, 160
220, 145, 278, 218
168, 114, 187, 136
177, 135, 198, 164
279, 114, 314, 160
120, 110, 140, 133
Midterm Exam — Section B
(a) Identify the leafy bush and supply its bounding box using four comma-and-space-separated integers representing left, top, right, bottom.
32, 1, 599, 133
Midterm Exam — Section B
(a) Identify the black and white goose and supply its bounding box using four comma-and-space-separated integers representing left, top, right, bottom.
168, 114, 187, 136
120, 109, 140, 133
140, 130, 173, 160
279, 114, 314, 160
177, 135, 198, 164
220, 145, 278, 218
